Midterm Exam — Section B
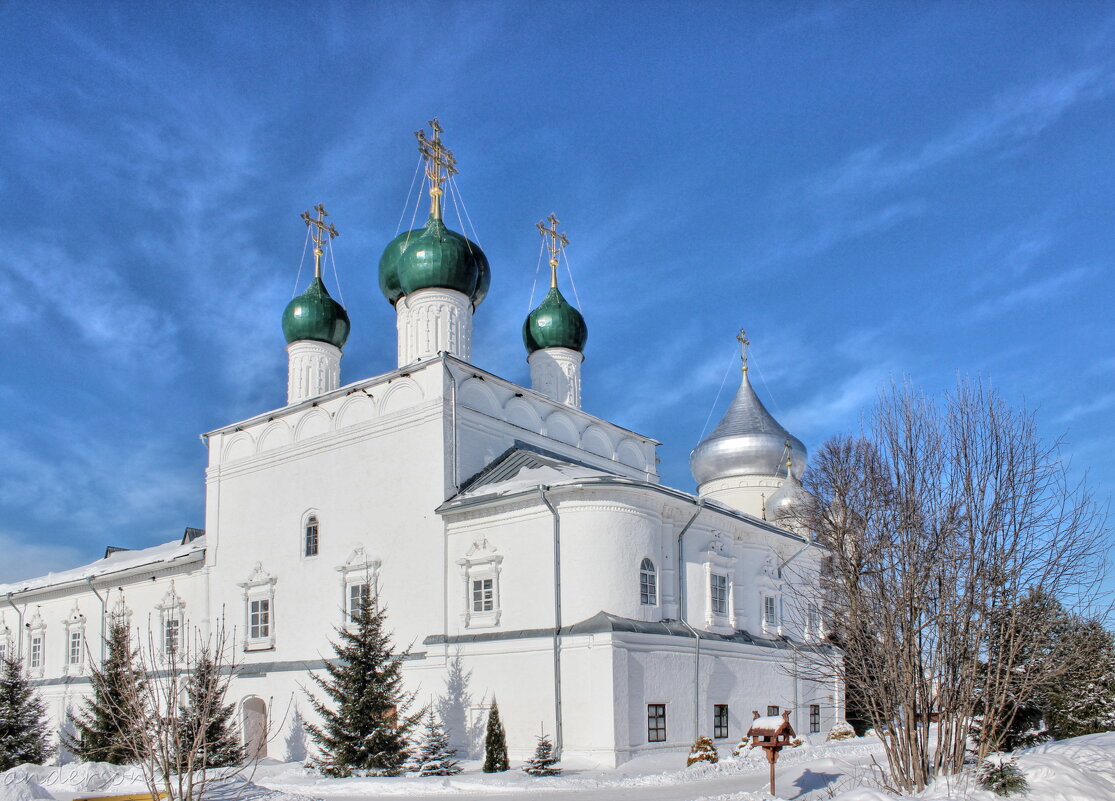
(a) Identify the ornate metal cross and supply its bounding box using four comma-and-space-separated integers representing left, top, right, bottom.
536, 213, 569, 287
301, 204, 339, 277
737, 328, 750, 371
415, 118, 457, 218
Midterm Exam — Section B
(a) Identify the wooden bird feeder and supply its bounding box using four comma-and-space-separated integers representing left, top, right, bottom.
745, 709, 795, 796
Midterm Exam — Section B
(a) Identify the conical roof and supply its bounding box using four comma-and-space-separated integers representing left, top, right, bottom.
690, 368, 806, 486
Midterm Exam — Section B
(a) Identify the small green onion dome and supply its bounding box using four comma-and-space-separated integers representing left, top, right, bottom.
282, 277, 351, 349
523, 286, 588, 354
378, 215, 490, 307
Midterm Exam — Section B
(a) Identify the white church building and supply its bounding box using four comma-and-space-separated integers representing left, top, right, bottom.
0, 122, 839, 767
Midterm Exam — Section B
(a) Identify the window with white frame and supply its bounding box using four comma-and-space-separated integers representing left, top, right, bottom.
304, 514, 320, 558
806, 603, 822, 639
239, 563, 277, 651
26, 610, 45, 677
0, 641, 6, 663
164, 618, 181, 654
337, 547, 381, 625
68, 630, 84, 666
61, 601, 87, 675
156, 582, 186, 659
763, 595, 779, 630
640, 558, 657, 606
457, 538, 502, 628
702, 534, 737, 631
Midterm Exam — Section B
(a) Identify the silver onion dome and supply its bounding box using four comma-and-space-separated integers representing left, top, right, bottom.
690, 333, 806, 487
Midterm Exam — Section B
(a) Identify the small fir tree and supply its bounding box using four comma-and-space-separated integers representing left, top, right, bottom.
482, 700, 509, 773
0, 655, 53, 770
977, 757, 1029, 797
66, 619, 144, 764
178, 648, 244, 768
305, 597, 421, 777
407, 709, 461, 776
686, 735, 719, 766
522, 727, 560, 776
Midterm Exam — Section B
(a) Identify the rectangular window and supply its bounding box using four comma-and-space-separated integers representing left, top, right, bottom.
348, 582, 370, 619
0, 642, 7, 662
647, 703, 667, 743
29, 635, 42, 669
164, 618, 181, 654
69, 631, 84, 665
472, 578, 494, 613
767, 704, 780, 717
304, 519, 319, 557
714, 704, 729, 739
763, 596, 778, 627
249, 599, 271, 640
810, 704, 820, 734
711, 574, 728, 616
640, 566, 657, 606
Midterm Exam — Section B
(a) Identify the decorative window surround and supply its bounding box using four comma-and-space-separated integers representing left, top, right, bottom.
457, 538, 503, 629
0, 615, 11, 663
27, 609, 45, 678
758, 554, 783, 636
63, 601, 87, 675
702, 534, 737, 632
238, 563, 277, 651
337, 547, 381, 624
157, 582, 186, 659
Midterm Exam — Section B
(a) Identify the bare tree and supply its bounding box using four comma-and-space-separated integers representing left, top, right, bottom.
786, 378, 1108, 793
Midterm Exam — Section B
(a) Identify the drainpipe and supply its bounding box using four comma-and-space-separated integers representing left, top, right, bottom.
538, 486, 563, 756
676, 500, 704, 739
5, 593, 23, 659
85, 579, 107, 662
442, 354, 457, 654
442, 354, 458, 493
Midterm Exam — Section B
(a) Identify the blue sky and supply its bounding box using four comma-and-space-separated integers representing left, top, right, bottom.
1, 2, 1113, 583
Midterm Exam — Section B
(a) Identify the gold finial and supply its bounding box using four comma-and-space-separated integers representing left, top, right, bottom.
536, 213, 569, 289
737, 328, 751, 373
415, 118, 458, 220
301, 203, 339, 279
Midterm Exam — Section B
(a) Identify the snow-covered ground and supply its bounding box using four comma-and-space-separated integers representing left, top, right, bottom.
3, 733, 1114, 801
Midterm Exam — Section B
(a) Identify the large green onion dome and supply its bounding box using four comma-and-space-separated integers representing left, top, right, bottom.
523, 286, 588, 354
282, 277, 350, 349
378, 215, 490, 308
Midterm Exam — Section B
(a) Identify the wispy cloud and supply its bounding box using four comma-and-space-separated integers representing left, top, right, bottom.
971, 266, 1091, 319
1055, 392, 1115, 425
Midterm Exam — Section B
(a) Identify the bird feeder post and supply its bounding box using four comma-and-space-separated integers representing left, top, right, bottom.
745, 708, 795, 797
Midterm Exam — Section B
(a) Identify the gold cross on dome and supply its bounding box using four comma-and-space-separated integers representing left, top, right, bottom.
737, 328, 750, 372
415, 118, 458, 219
300, 204, 339, 278
536, 213, 569, 288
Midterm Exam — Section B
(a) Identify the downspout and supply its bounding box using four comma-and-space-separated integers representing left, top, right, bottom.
442, 354, 458, 493
442, 354, 457, 649
539, 486, 563, 757
85, 579, 107, 662
676, 500, 704, 739
5, 593, 23, 659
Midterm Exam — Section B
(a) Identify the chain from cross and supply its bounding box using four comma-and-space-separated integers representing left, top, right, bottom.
415, 118, 458, 216
737, 328, 750, 370
301, 204, 339, 249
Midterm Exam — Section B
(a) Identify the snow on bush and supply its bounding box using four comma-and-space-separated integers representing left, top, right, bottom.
827, 721, 857, 741
686, 735, 719, 766
977, 756, 1029, 797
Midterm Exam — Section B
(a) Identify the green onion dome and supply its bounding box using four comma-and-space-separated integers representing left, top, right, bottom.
523, 286, 588, 354
378, 215, 490, 307
282, 277, 350, 349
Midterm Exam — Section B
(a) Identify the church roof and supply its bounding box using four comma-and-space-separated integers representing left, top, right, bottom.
455, 447, 619, 500
0, 535, 206, 597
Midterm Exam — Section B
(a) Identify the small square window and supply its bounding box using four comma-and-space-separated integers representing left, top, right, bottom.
810, 704, 820, 734
714, 704, 729, 739
711, 574, 728, 616
249, 599, 271, 640
472, 579, 494, 613
767, 705, 780, 717
69, 631, 84, 665
648, 703, 666, 743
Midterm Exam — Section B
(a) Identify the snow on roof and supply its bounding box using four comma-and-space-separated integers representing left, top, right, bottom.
0, 536, 206, 596
455, 448, 620, 500
748, 715, 790, 732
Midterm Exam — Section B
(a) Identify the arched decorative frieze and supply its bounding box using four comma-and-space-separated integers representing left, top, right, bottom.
379, 377, 424, 415
543, 410, 579, 446
616, 439, 647, 470
336, 394, 377, 429
294, 408, 332, 441
256, 420, 293, 454
458, 377, 501, 418
581, 425, 614, 459
503, 396, 543, 432
222, 433, 255, 464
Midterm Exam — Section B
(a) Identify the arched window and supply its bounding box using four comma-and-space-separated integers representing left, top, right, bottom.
640, 558, 657, 606
304, 515, 319, 557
